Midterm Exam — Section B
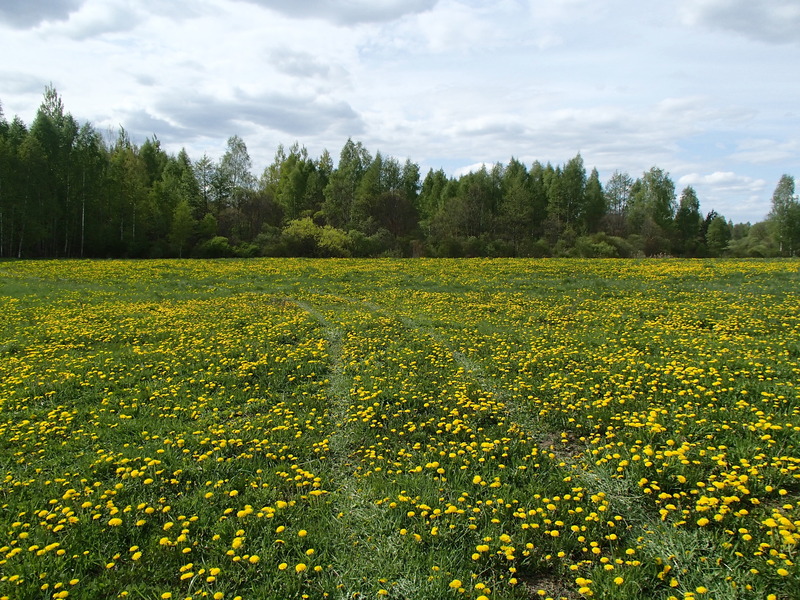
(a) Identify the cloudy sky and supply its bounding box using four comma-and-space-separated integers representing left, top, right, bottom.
1, 0, 798, 223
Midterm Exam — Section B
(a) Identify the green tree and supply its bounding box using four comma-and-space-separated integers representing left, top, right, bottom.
496, 157, 533, 253
29, 85, 79, 256
543, 163, 565, 244
72, 123, 107, 257
176, 149, 201, 209
108, 129, 149, 255
0, 107, 13, 256
633, 167, 676, 231
193, 154, 215, 217
401, 159, 420, 212
561, 153, 587, 231
214, 135, 255, 210
264, 143, 319, 222
169, 199, 195, 257
351, 151, 385, 232
0, 116, 29, 257
306, 149, 333, 220
139, 136, 168, 187
769, 174, 799, 256
627, 167, 676, 255
418, 168, 450, 223
674, 186, 702, 256
436, 166, 499, 240
603, 171, 633, 236
349, 152, 418, 239
321, 139, 371, 229
582, 168, 605, 233
705, 213, 732, 256
527, 161, 550, 239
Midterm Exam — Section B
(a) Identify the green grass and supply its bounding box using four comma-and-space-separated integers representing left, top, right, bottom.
0, 258, 798, 600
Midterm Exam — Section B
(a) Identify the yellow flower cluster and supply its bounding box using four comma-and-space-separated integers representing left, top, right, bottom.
0, 258, 797, 600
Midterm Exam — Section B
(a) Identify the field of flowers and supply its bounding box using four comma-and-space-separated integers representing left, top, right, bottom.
0, 259, 798, 600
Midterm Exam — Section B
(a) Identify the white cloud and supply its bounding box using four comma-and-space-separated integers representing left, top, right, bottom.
1, 0, 797, 224
452, 162, 491, 178
268, 48, 337, 80
239, 0, 439, 25
679, 171, 765, 192
729, 139, 800, 164
678, 171, 769, 221
0, 0, 82, 28
679, 0, 800, 44
35, 0, 145, 39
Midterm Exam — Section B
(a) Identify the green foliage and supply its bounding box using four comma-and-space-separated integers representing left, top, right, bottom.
1, 86, 793, 259
706, 214, 732, 256
769, 174, 800, 256
281, 217, 352, 257
674, 186, 702, 256
169, 199, 195, 257
194, 235, 234, 258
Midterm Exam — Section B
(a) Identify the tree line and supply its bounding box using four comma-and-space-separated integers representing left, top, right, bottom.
1, 87, 798, 259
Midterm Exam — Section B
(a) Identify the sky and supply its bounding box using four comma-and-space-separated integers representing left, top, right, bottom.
1, 0, 798, 223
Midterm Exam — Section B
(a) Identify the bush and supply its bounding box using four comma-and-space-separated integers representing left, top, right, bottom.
234, 243, 260, 258
281, 218, 352, 257
194, 236, 234, 258
574, 236, 618, 258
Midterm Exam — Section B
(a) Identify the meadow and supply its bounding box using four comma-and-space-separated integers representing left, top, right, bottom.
0, 258, 798, 600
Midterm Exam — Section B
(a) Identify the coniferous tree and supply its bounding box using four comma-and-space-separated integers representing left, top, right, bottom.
497, 157, 533, 253
193, 154, 215, 218
0, 87, 768, 258
169, 199, 195, 257
561, 153, 587, 232
674, 186, 702, 256
582, 168, 605, 233
418, 168, 449, 224
72, 122, 107, 257
706, 214, 732, 256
